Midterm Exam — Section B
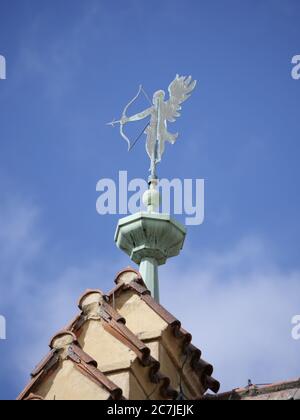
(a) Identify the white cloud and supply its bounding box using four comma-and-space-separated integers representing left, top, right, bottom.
1, 197, 299, 396
160, 237, 300, 392
0, 197, 120, 396
0, 199, 42, 295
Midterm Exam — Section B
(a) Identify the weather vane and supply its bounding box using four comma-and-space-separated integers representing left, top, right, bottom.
107, 75, 196, 181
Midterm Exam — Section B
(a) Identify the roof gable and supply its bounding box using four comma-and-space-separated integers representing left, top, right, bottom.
18, 267, 220, 400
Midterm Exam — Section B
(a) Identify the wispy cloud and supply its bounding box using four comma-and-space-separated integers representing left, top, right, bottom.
0, 196, 299, 397
0, 196, 120, 398
161, 237, 300, 391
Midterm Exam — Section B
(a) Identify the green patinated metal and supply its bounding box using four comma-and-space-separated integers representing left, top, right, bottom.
115, 212, 186, 302
111, 75, 196, 302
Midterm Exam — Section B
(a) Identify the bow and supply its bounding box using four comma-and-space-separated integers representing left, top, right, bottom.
107, 85, 151, 151
107, 85, 143, 151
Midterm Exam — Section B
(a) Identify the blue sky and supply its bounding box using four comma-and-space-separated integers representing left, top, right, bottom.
0, 0, 300, 399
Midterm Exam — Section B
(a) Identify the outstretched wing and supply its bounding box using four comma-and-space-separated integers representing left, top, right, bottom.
164, 75, 197, 122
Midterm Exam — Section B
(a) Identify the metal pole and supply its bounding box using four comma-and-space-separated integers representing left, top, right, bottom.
139, 257, 160, 302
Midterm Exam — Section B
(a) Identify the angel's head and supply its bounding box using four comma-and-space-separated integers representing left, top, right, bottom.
153, 90, 165, 105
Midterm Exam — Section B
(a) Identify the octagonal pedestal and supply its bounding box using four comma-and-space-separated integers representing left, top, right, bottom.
115, 212, 186, 301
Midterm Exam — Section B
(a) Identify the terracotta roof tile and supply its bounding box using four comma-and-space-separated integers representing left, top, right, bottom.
78, 289, 107, 309
17, 332, 124, 401
30, 349, 60, 378
156, 373, 179, 400
17, 266, 300, 400
24, 394, 44, 401
103, 320, 151, 366
18, 267, 220, 400
49, 331, 78, 349
108, 273, 220, 394
114, 267, 143, 285
108, 282, 124, 297
17, 357, 58, 401
69, 315, 86, 333
102, 301, 126, 324
67, 344, 123, 400
204, 378, 300, 400
202, 376, 221, 395
147, 359, 178, 399
141, 294, 181, 328
68, 291, 179, 400
67, 343, 97, 367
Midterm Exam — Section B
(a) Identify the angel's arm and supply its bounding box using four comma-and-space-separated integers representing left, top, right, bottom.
122, 106, 153, 124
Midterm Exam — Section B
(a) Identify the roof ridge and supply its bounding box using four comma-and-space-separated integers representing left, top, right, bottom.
24, 393, 44, 401
17, 331, 123, 401
30, 349, 60, 378
108, 276, 220, 394
234, 377, 300, 396
69, 291, 179, 400
204, 377, 300, 400
67, 343, 123, 399
102, 319, 151, 365
17, 268, 221, 400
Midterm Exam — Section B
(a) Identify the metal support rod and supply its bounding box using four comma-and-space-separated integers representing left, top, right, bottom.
139, 257, 160, 302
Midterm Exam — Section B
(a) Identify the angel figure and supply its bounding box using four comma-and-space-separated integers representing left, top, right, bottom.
108, 75, 196, 178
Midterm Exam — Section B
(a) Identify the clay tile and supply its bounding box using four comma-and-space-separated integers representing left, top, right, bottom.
49, 330, 77, 350
102, 301, 126, 324
158, 375, 179, 400
24, 394, 44, 401
149, 359, 162, 383
205, 376, 221, 394
78, 289, 105, 310
196, 359, 214, 377
104, 319, 151, 365
189, 346, 202, 367
114, 267, 143, 286
180, 328, 192, 344
68, 343, 98, 367
31, 349, 58, 378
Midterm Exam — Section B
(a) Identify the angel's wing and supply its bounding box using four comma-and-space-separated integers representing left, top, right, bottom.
164, 75, 197, 122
